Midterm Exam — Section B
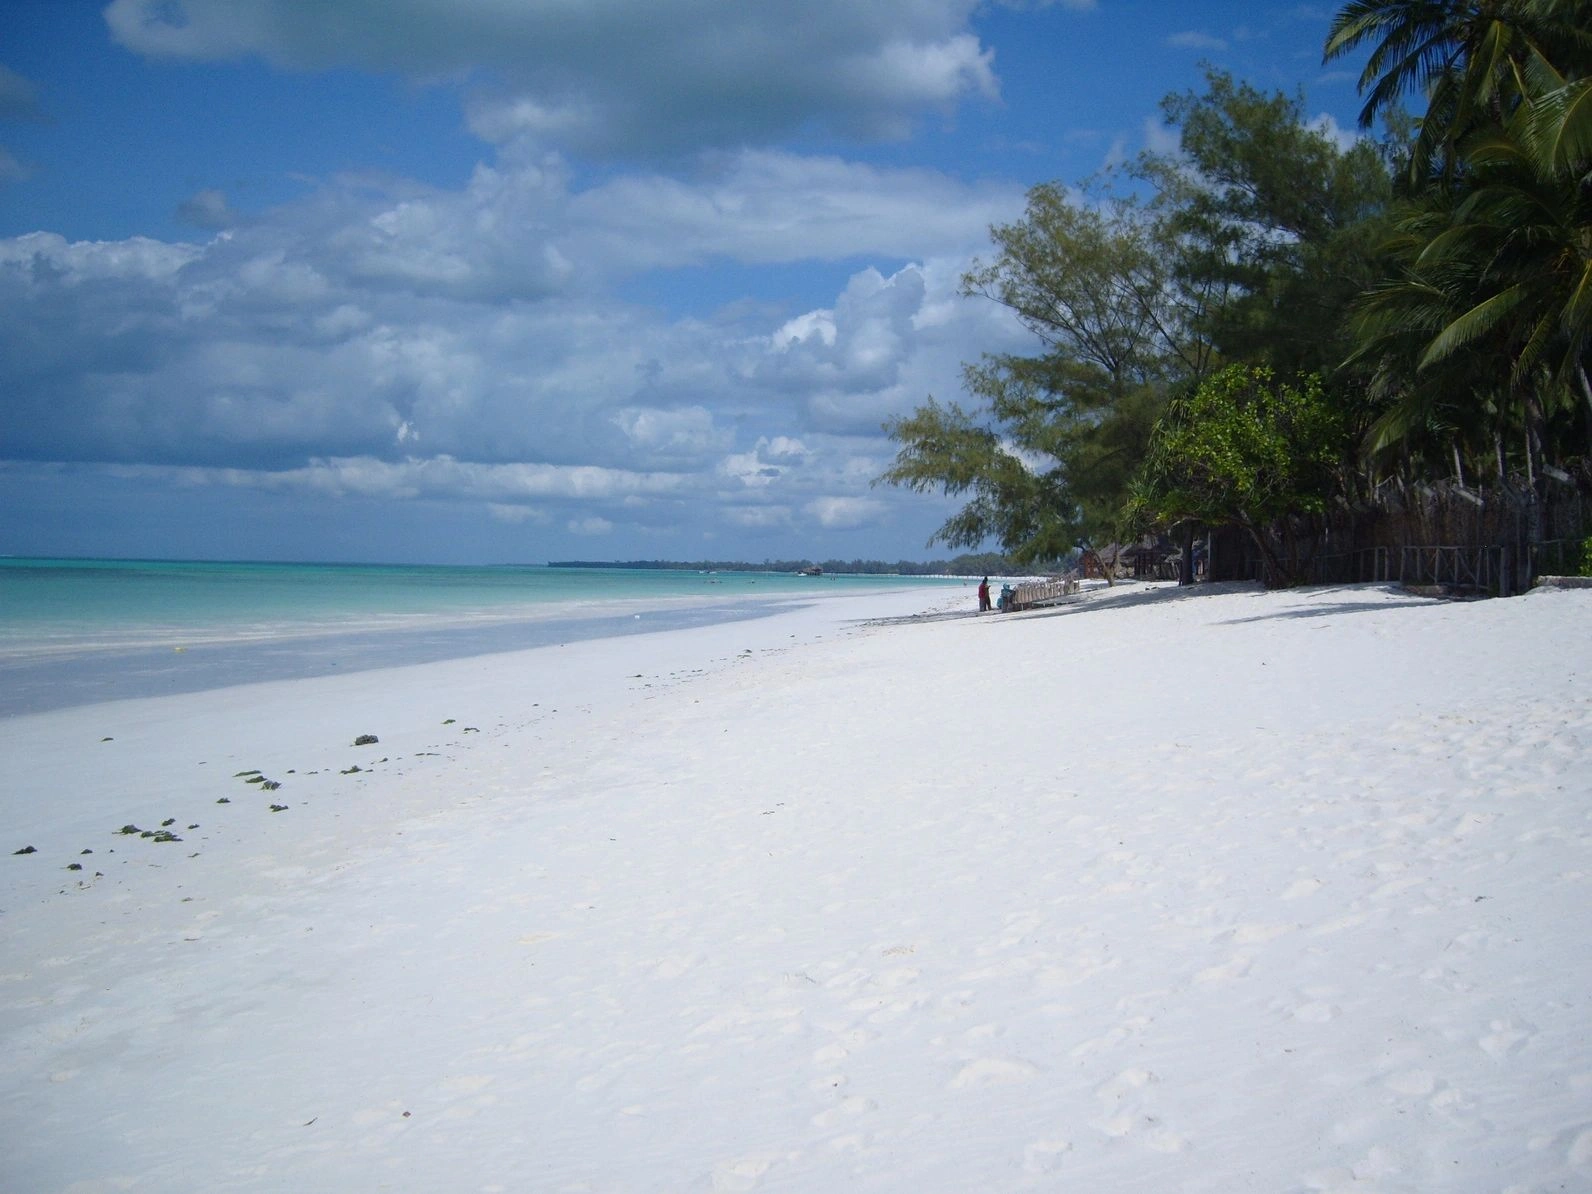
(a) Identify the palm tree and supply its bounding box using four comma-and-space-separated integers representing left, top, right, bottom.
1345, 215, 1524, 482
1323, 0, 1562, 183
1419, 62, 1591, 458
1331, 0, 1592, 474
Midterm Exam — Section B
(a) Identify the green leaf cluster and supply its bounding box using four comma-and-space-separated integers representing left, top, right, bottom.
1330, 0, 1592, 486
1125, 367, 1348, 575
880, 67, 1391, 565
883, 2, 1591, 574
879, 188, 1177, 562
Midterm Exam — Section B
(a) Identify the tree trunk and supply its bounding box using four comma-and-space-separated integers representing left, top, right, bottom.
1523, 389, 1546, 497
1578, 362, 1592, 458
1179, 522, 1194, 586
1242, 520, 1287, 587
1282, 516, 1305, 586
1521, 390, 1547, 557
1080, 545, 1114, 587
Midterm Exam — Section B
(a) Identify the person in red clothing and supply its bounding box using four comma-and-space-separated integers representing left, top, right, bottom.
977, 576, 991, 612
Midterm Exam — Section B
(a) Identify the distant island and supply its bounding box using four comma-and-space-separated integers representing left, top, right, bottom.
546, 552, 1057, 577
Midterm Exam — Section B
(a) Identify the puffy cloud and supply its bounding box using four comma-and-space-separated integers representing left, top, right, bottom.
720, 438, 799, 491
565, 151, 1018, 270
90, 456, 692, 504
1308, 112, 1364, 153
1166, 31, 1228, 52
611, 406, 729, 466
0, 142, 1024, 462
773, 311, 836, 353
1141, 117, 1181, 157
0, 124, 1033, 551
105, 0, 1001, 157
176, 188, 238, 230
762, 265, 926, 394
0, 230, 199, 280
763, 437, 811, 463
805, 495, 885, 530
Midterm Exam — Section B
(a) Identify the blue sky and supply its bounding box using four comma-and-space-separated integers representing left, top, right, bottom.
0, 0, 1370, 564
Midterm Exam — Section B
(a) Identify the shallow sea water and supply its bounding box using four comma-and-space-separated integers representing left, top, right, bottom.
0, 559, 953, 716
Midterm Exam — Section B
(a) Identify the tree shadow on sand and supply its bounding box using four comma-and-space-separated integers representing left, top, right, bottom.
1068, 579, 1440, 624
864, 579, 1443, 628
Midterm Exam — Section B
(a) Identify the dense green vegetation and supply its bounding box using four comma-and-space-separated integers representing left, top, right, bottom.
881, 0, 1590, 582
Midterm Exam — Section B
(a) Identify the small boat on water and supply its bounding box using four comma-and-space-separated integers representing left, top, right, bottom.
797, 565, 822, 576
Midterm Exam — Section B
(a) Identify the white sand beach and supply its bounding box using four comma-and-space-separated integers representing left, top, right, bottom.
2, 580, 1589, 1194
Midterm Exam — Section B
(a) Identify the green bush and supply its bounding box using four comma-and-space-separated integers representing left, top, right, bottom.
1578, 536, 1592, 578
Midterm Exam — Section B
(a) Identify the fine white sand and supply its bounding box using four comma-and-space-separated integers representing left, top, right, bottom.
2, 580, 1589, 1194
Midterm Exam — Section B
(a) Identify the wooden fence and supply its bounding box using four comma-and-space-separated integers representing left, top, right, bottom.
1207, 475, 1589, 595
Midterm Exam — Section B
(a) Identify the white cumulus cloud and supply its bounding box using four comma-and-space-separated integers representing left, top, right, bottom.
105, 0, 1005, 158
806, 495, 885, 529
0, 115, 1031, 550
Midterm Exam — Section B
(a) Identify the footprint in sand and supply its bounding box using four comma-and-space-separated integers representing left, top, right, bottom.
1311, 910, 1374, 936
709, 1153, 793, 1193
1143, 1125, 1191, 1153
822, 967, 871, 993
1094, 1067, 1156, 1102
1070, 1016, 1150, 1059
1232, 922, 1293, 945
651, 952, 703, 980
1293, 1000, 1340, 1023
1193, 954, 1252, 985
1022, 1138, 1072, 1173
1092, 1066, 1158, 1139
1479, 1018, 1535, 1059
810, 1095, 876, 1128
859, 994, 928, 1024
1383, 1069, 1439, 1096
1568, 1126, 1592, 1166
1089, 1068, 1186, 1150
811, 1027, 876, 1066
1449, 810, 1500, 838
949, 1057, 1040, 1089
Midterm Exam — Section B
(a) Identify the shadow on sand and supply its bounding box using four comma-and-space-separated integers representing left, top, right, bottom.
863, 579, 1445, 630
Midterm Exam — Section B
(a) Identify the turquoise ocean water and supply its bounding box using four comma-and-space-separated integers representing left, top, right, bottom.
0, 558, 956, 716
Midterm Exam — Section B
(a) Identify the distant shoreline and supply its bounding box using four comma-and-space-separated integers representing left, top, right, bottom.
546, 557, 1020, 576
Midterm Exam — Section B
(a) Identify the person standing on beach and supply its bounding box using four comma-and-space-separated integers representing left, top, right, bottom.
977, 577, 991, 612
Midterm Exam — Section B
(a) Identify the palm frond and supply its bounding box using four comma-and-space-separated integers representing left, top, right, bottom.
1529, 76, 1592, 172
1420, 284, 1529, 366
